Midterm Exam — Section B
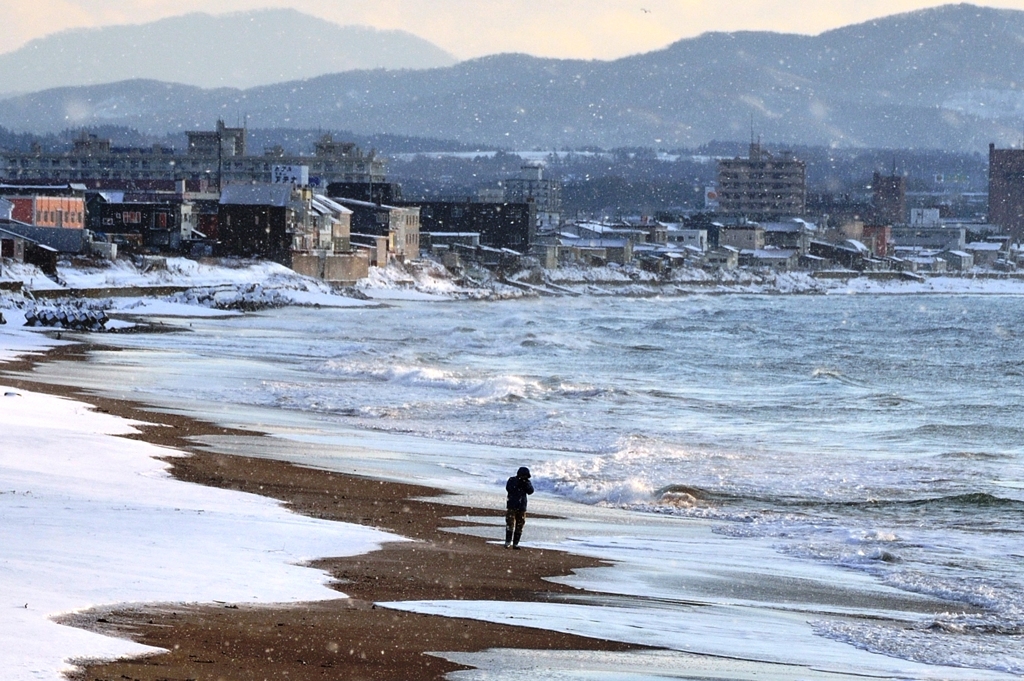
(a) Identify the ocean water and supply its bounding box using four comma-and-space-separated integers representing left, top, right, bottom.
27, 293, 1024, 677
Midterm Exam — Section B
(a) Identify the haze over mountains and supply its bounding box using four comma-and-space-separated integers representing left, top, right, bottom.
0, 9, 457, 93
1, 4, 1023, 151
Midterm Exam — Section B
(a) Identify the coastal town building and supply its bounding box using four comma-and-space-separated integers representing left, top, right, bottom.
809, 240, 871, 270
0, 222, 58, 274
502, 165, 562, 232
717, 143, 806, 220
331, 197, 420, 262
871, 171, 906, 224
568, 221, 649, 244
988, 143, 1024, 241
186, 120, 246, 158
718, 222, 765, 251
0, 184, 87, 230
558, 237, 633, 266
217, 184, 367, 282
862, 224, 893, 257
326, 181, 403, 205
704, 245, 740, 270
399, 200, 536, 252
218, 184, 300, 265
891, 224, 966, 251
936, 249, 974, 271
664, 225, 708, 251
739, 248, 800, 270
87, 193, 193, 252
0, 124, 386, 189
0, 184, 90, 254
762, 219, 815, 254
963, 241, 1005, 268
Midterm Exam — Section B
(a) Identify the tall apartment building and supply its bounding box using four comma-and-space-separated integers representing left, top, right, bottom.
503, 165, 562, 231
186, 120, 247, 157
0, 124, 386, 188
717, 143, 806, 220
871, 171, 906, 224
988, 143, 1024, 240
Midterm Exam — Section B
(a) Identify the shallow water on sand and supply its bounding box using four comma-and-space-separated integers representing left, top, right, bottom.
24, 294, 1024, 677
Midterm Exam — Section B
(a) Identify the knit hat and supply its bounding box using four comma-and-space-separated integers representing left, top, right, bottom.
517, 466, 531, 479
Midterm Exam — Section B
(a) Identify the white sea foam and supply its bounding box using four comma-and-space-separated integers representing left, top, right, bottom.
814, 618, 1024, 676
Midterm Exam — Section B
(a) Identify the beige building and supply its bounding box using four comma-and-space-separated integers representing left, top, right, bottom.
335, 197, 421, 262
718, 223, 765, 251
717, 143, 806, 220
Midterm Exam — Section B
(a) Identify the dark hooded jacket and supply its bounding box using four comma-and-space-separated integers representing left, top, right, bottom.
506, 467, 534, 511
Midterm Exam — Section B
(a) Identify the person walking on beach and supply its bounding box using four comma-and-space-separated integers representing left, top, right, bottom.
505, 466, 534, 549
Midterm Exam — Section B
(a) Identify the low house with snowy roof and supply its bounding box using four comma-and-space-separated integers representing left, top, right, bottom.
0, 222, 58, 274
0, 216, 87, 254
809, 240, 869, 270
893, 247, 948, 273
798, 253, 829, 271
571, 221, 647, 244
936, 249, 974, 271
0, 223, 27, 264
762, 219, 815, 254
963, 241, 1004, 268
87, 190, 194, 253
739, 248, 799, 271
558, 237, 633, 266
704, 245, 739, 270
219, 184, 302, 265
307, 194, 352, 252
665, 226, 708, 251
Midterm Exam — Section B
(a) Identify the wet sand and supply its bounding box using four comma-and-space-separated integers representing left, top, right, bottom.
2, 344, 641, 681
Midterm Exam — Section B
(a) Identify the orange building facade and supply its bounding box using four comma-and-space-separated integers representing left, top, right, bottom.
8, 196, 86, 229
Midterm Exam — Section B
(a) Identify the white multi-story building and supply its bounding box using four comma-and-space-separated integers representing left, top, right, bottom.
503, 165, 561, 231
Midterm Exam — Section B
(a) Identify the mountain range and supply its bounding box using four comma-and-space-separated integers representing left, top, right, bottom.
1, 4, 1023, 151
0, 9, 456, 94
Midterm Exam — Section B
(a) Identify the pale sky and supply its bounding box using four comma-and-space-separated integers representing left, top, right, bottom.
6, 0, 1024, 60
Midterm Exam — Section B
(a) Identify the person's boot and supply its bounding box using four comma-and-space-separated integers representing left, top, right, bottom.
512, 529, 522, 549
504, 529, 513, 548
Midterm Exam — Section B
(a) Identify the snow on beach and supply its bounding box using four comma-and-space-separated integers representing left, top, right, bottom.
0, 338, 401, 680
5, 255, 1024, 320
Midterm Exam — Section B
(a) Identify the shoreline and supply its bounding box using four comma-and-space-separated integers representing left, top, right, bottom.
4, 292, 1022, 680
1, 342, 642, 681
8, 256, 1024, 311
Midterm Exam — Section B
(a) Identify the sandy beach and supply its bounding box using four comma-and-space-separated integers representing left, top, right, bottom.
1, 344, 641, 681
